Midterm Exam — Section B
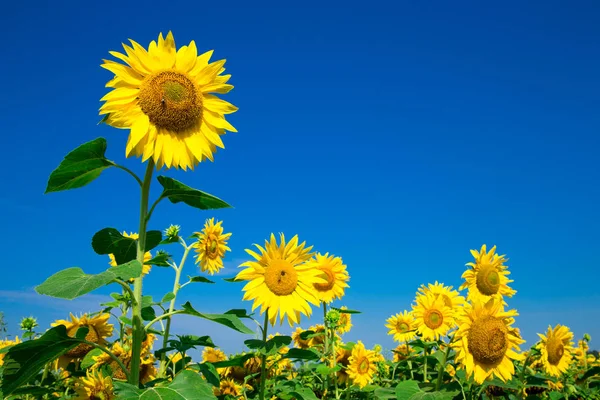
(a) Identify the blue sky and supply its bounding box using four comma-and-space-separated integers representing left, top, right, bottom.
1, 0, 599, 356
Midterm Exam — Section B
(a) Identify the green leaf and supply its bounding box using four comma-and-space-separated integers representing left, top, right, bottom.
332, 307, 361, 314
180, 302, 253, 334
245, 336, 292, 355
81, 348, 103, 369
223, 277, 240, 283
299, 330, 315, 341
224, 309, 253, 319
113, 370, 217, 399
157, 176, 232, 210
282, 348, 320, 361
197, 362, 220, 387
189, 276, 216, 284
161, 292, 175, 303
211, 354, 255, 368
145, 231, 163, 252
11, 386, 56, 397
45, 138, 114, 193
168, 335, 215, 353
142, 306, 157, 321
315, 364, 341, 375
0, 326, 89, 396
35, 261, 142, 300
582, 366, 600, 381
374, 387, 396, 400
409, 392, 457, 400
289, 388, 320, 400
91, 228, 136, 265
395, 380, 421, 400
146, 253, 171, 267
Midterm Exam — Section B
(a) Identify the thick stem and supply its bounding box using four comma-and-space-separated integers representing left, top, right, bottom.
129, 160, 154, 385
406, 341, 415, 380
259, 312, 269, 400
435, 344, 451, 391
323, 302, 329, 398
423, 343, 428, 382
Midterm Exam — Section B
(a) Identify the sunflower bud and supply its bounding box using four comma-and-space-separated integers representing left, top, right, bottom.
326, 309, 341, 327
20, 316, 38, 331
164, 224, 181, 241
583, 333, 591, 342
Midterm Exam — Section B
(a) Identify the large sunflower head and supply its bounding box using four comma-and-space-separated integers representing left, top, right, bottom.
453, 298, 524, 384
194, 218, 232, 275
304, 252, 350, 304
347, 341, 379, 389
100, 32, 237, 170
51, 313, 113, 358
73, 369, 115, 400
418, 281, 465, 317
213, 378, 243, 397
337, 306, 353, 334
459, 245, 516, 303
412, 293, 455, 341
537, 324, 574, 377
108, 232, 152, 276
235, 233, 322, 326
385, 311, 417, 343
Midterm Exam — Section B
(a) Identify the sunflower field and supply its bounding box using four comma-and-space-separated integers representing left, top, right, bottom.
1, 32, 599, 400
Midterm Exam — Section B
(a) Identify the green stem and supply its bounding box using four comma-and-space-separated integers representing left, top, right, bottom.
323, 302, 329, 398
519, 352, 532, 382
144, 310, 184, 331
423, 343, 428, 382
82, 339, 131, 381
129, 160, 154, 385
113, 279, 135, 300
259, 312, 269, 400
435, 344, 451, 391
112, 163, 143, 187
407, 341, 415, 380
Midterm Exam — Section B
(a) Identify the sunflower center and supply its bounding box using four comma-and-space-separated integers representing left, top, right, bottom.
138, 71, 202, 132
314, 268, 335, 292
205, 235, 219, 259
476, 264, 500, 296
66, 325, 99, 357
358, 357, 370, 374
264, 259, 298, 296
468, 316, 508, 365
546, 337, 565, 365
424, 309, 444, 329
396, 321, 410, 332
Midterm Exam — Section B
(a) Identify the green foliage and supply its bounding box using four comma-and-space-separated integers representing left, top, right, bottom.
91, 228, 162, 265
189, 276, 216, 284
114, 370, 217, 399
180, 301, 254, 334
156, 176, 232, 210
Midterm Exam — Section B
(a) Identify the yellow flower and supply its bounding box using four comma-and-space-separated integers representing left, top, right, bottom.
213, 378, 243, 397
460, 245, 516, 303
337, 306, 353, 334
0, 336, 21, 366
347, 341, 378, 388
412, 293, 455, 341
235, 233, 323, 326
537, 324, 574, 377
417, 281, 465, 317
92, 341, 156, 383
74, 369, 115, 399
547, 380, 564, 391
453, 298, 524, 384
292, 327, 311, 349
100, 31, 237, 170
194, 218, 231, 275
51, 313, 113, 359
335, 344, 353, 384
445, 364, 456, 378
304, 252, 349, 303
108, 232, 152, 276
386, 311, 417, 343
202, 347, 228, 374
392, 344, 412, 362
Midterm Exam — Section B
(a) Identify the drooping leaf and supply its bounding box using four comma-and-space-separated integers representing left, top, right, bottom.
299, 330, 315, 341
180, 302, 253, 334
211, 353, 256, 368
81, 348, 104, 369
168, 335, 215, 353
189, 276, 215, 284
157, 176, 232, 210
146, 253, 171, 267
245, 335, 292, 355
223, 277, 240, 283
395, 380, 421, 400
289, 388, 320, 400
113, 370, 217, 399
141, 306, 157, 321
282, 348, 320, 361
45, 138, 114, 193
197, 362, 220, 387
332, 307, 361, 314
224, 309, 253, 319
35, 261, 142, 300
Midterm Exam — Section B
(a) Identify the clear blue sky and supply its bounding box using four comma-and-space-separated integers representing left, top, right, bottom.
1, 0, 599, 355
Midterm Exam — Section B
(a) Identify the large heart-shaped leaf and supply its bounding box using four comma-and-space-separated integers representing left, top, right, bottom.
92, 228, 162, 265
180, 302, 253, 334
395, 380, 421, 400
157, 176, 232, 210
35, 260, 142, 299
114, 370, 217, 399
45, 138, 114, 193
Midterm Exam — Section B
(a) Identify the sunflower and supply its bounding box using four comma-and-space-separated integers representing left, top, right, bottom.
537, 324, 574, 377
304, 252, 349, 303
74, 369, 114, 400
93, 341, 157, 383
337, 306, 353, 334
453, 298, 524, 384
213, 378, 243, 397
51, 313, 113, 359
417, 281, 465, 317
100, 31, 237, 170
386, 311, 417, 343
194, 218, 231, 275
412, 293, 455, 340
292, 327, 311, 349
460, 245, 516, 303
347, 341, 378, 388
392, 344, 412, 362
235, 233, 323, 326
335, 344, 353, 384
0, 336, 21, 366
124, 328, 156, 356
108, 232, 152, 276
202, 346, 228, 374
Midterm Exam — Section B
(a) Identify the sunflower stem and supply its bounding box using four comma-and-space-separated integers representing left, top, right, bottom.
407, 341, 415, 380
259, 312, 269, 400
129, 160, 154, 386
435, 343, 451, 391
423, 343, 428, 382
323, 302, 330, 398
82, 339, 131, 381
112, 162, 143, 187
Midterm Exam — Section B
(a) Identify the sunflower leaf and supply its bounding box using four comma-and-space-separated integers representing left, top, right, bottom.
395, 380, 421, 400
45, 137, 114, 193
35, 261, 142, 300
81, 348, 103, 369
332, 307, 361, 314
289, 388, 320, 400
156, 176, 232, 210
189, 276, 216, 284
197, 362, 220, 387
282, 348, 320, 361
211, 353, 256, 368
180, 302, 253, 334
113, 370, 217, 400
91, 228, 137, 265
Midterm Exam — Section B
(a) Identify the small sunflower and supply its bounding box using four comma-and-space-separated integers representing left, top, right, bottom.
213, 378, 243, 397
51, 313, 113, 359
74, 369, 114, 400
417, 281, 465, 317
304, 252, 350, 303
386, 311, 417, 343
194, 218, 232, 275
108, 232, 152, 276
460, 245, 516, 303
292, 327, 311, 349
453, 298, 524, 384
337, 306, 353, 334
537, 324, 574, 377
335, 344, 353, 384
202, 347, 228, 374
100, 31, 237, 170
412, 293, 455, 341
347, 341, 378, 388
235, 233, 323, 326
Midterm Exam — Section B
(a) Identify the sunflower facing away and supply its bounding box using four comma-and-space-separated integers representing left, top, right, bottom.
335, 344, 353, 384
108, 231, 152, 276
453, 298, 524, 384
100, 31, 237, 170
235, 233, 324, 326
417, 281, 465, 317
392, 344, 412, 362
213, 379, 243, 397
537, 324, 574, 377
304, 252, 350, 303
347, 341, 379, 388
386, 311, 417, 343
337, 306, 353, 334
460, 245, 516, 303
412, 293, 455, 341
194, 218, 232, 275
74, 369, 115, 400
292, 327, 311, 349
51, 313, 114, 359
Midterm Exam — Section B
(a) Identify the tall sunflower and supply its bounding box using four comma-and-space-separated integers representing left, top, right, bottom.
460, 245, 516, 303
235, 233, 323, 326
74, 369, 114, 400
347, 341, 378, 388
386, 311, 417, 343
453, 298, 524, 384
412, 293, 455, 341
51, 313, 113, 359
100, 31, 237, 170
537, 324, 574, 377
194, 218, 232, 275
417, 281, 465, 317
108, 231, 152, 276
304, 252, 350, 303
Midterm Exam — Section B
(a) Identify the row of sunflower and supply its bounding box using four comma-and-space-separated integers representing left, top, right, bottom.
0, 31, 598, 400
